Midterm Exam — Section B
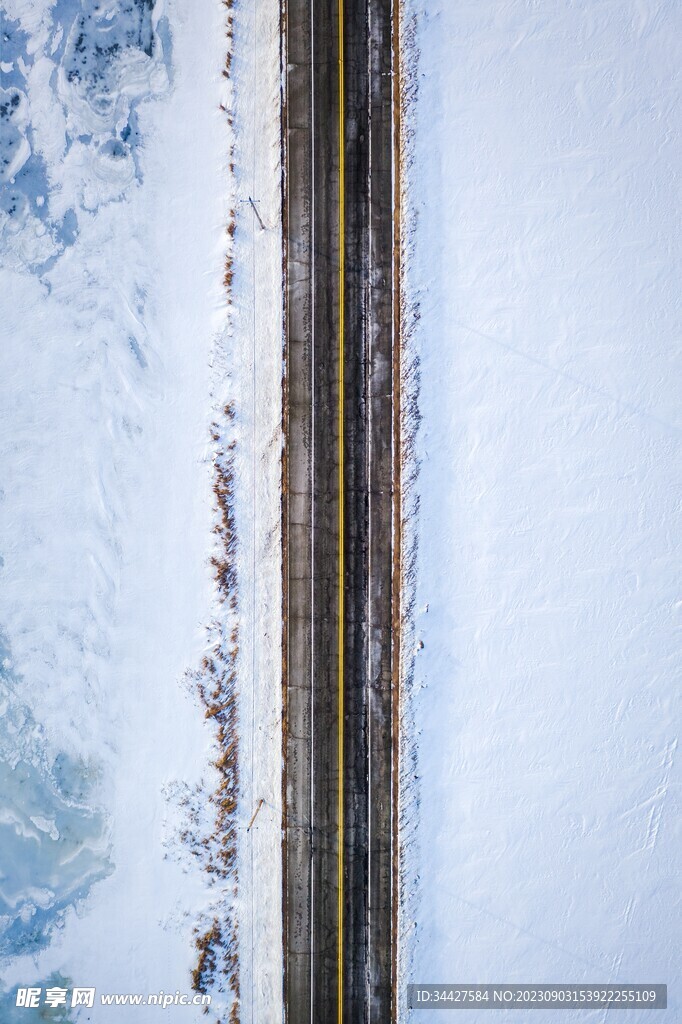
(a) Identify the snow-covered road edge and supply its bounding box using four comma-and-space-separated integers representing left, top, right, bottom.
226, 0, 284, 1020
395, 3, 422, 1014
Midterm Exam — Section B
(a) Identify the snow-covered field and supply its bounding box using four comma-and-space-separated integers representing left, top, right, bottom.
0, 0, 282, 1020
398, 1, 680, 1020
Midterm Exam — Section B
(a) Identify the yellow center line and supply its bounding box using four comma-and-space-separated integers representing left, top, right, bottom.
337, 0, 345, 1019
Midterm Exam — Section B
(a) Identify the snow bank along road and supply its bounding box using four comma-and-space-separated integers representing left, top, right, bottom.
283, 0, 397, 1020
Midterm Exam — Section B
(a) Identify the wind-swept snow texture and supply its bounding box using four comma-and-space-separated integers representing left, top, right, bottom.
398, 1, 680, 1020
0, 0, 282, 1020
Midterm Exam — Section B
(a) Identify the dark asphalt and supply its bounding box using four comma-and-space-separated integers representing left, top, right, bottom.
283, 0, 396, 1021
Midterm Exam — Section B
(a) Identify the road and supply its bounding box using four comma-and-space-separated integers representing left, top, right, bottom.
283, 0, 397, 1021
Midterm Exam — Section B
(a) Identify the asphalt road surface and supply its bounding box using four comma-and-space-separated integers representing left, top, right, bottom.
283, 0, 397, 1021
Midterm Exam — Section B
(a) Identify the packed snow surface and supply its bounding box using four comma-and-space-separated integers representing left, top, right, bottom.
399, 1, 680, 1020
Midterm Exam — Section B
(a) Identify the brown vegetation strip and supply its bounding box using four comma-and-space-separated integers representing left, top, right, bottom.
189, 1, 241, 1020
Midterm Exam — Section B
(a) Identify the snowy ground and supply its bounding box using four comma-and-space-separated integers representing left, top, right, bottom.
398, 1, 680, 1021
0, 0, 282, 1020
228, 1, 283, 1021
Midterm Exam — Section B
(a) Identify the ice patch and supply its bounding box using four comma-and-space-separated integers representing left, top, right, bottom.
0, 13, 30, 90
0, 972, 74, 1022
0, 634, 112, 959
58, 0, 167, 137
0, 1, 172, 271
0, 87, 30, 181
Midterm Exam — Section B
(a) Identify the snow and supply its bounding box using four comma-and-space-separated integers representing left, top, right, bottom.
398, 1, 680, 1020
0, 0, 283, 1020
227, 0, 284, 1019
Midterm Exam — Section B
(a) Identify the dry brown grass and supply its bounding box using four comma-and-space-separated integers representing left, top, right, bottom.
192, 916, 240, 1012
188, 2, 241, 1018
190, 406, 241, 1017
